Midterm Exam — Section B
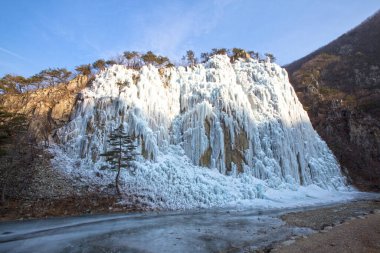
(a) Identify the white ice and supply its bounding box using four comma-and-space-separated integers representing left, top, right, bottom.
52, 55, 351, 210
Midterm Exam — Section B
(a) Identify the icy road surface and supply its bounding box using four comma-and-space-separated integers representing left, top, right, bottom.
1, 193, 378, 253
0, 208, 315, 253
0, 192, 380, 253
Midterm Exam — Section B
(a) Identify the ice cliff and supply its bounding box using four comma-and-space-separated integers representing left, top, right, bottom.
53, 55, 347, 209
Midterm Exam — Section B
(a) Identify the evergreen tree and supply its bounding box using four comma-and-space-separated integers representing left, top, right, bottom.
264, 53, 276, 63
141, 51, 157, 65
106, 60, 117, 67
35, 68, 72, 87
156, 56, 170, 66
92, 59, 106, 72
123, 51, 140, 68
100, 124, 138, 196
247, 50, 259, 60
75, 64, 92, 76
27, 74, 44, 89
141, 51, 171, 67
185, 50, 197, 66
231, 48, 248, 62
0, 74, 27, 93
211, 48, 229, 56
200, 52, 210, 63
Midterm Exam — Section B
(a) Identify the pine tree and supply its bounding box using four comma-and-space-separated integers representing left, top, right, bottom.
248, 50, 259, 60
231, 48, 248, 62
264, 53, 276, 63
0, 74, 27, 93
35, 68, 72, 87
92, 59, 106, 72
106, 60, 117, 67
141, 51, 157, 65
75, 64, 92, 76
211, 48, 229, 56
185, 50, 197, 67
200, 52, 210, 63
123, 51, 140, 68
100, 124, 138, 196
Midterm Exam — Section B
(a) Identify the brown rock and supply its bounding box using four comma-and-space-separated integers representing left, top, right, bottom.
0, 75, 89, 141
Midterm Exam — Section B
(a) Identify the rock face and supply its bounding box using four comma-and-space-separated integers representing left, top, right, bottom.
0, 75, 88, 141
52, 55, 347, 208
286, 11, 380, 191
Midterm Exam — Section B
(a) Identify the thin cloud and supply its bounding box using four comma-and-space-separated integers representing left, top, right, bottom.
136, 1, 237, 59
0, 46, 28, 62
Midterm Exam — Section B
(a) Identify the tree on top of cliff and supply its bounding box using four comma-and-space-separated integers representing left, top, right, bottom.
247, 50, 259, 60
92, 59, 106, 72
35, 68, 72, 87
123, 51, 141, 69
106, 60, 117, 67
141, 51, 156, 65
211, 48, 229, 56
185, 50, 197, 67
231, 48, 249, 62
141, 51, 171, 67
0, 74, 28, 94
264, 53, 276, 63
200, 52, 210, 63
75, 64, 92, 76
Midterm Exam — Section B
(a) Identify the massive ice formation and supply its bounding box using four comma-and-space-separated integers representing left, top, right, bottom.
53, 55, 347, 208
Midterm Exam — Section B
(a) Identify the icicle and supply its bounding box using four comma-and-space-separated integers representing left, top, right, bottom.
54, 54, 346, 200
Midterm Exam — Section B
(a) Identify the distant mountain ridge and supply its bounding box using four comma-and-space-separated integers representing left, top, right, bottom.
286, 10, 380, 191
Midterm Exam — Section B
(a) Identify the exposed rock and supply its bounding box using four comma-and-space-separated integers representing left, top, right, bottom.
0, 75, 89, 207
67, 75, 88, 91
0, 75, 88, 140
51, 99, 75, 124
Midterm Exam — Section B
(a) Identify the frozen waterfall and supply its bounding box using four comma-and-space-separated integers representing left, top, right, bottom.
52, 55, 348, 209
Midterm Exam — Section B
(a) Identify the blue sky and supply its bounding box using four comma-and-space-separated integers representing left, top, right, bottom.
1, 0, 379, 77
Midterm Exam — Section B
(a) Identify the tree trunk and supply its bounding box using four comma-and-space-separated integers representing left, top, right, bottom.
115, 167, 121, 196
115, 136, 122, 196
1, 184, 6, 205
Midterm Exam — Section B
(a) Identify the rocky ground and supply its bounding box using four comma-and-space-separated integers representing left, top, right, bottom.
0, 195, 142, 222
271, 200, 380, 253
0, 149, 143, 222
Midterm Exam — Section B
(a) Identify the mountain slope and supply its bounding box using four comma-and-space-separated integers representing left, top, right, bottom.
286, 11, 380, 191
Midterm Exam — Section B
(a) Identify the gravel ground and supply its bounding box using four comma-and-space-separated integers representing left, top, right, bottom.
280, 200, 380, 230
272, 200, 380, 253
273, 212, 380, 253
